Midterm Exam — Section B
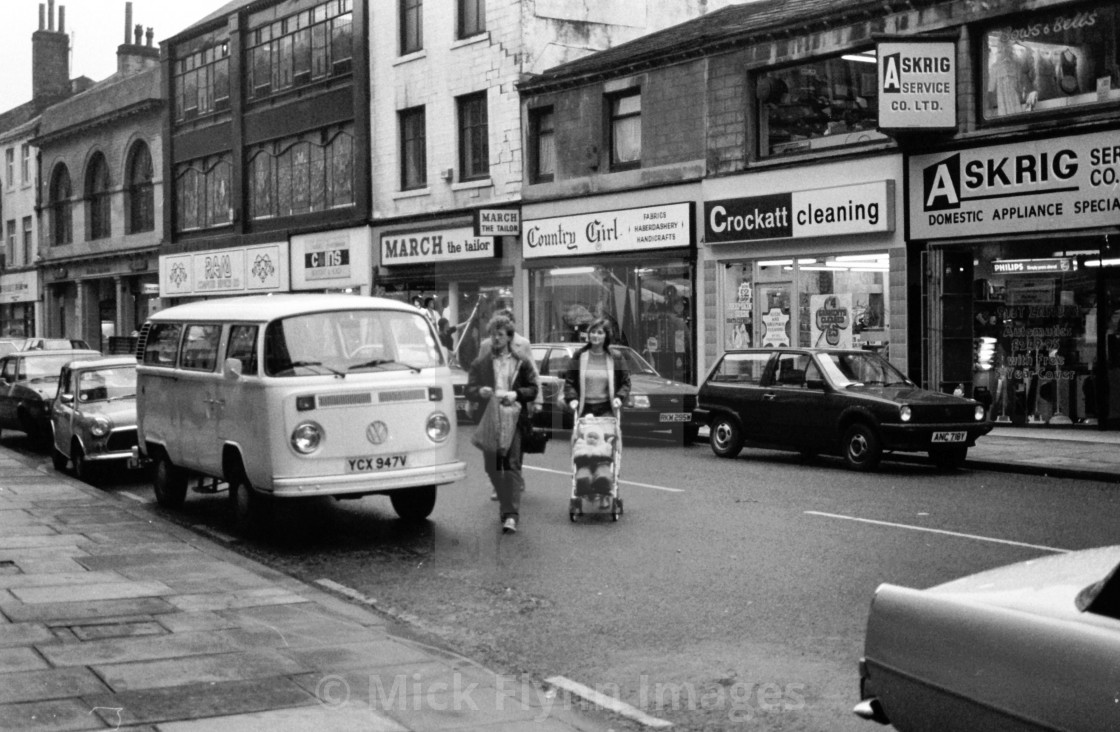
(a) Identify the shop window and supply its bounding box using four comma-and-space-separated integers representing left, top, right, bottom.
458, 0, 484, 39
529, 107, 555, 183
49, 164, 72, 246
608, 90, 641, 170
981, 2, 1120, 121
174, 154, 232, 232
529, 262, 693, 384
400, 106, 427, 190
401, 0, 422, 55
457, 92, 489, 181
756, 52, 887, 158
87, 153, 111, 241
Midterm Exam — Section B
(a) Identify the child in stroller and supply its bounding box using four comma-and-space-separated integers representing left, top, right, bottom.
570, 415, 623, 520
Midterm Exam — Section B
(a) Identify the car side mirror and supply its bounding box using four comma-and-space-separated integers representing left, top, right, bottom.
806, 378, 826, 390
222, 357, 243, 380
60, 393, 74, 405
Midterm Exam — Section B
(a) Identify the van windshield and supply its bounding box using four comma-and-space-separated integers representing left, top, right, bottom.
264, 309, 443, 377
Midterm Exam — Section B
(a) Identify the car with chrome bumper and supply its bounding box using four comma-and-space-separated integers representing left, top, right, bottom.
692, 348, 991, 470
0, 349, 101, 442
856, 545, 1120, 731
50, 356, 141, 482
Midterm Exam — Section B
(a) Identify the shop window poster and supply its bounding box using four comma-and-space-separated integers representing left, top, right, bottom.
726, 278, 753, 350
810, 293, 853, 348
758, 284, 791, 347
982, 3, 1120, 119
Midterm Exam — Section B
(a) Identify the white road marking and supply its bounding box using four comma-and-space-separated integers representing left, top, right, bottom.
523, 465, 685, 493
544, 675, 673, 729
805, 511, 1070, 554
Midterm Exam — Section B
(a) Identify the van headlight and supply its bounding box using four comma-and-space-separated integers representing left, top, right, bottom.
427, 412, 451, 442
975, 405, 986, 422
90, 416, 112, 437
899, 406, 912, 423
291, 421, 323, 454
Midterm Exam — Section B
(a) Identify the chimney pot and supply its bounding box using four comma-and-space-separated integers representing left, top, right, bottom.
58, 6, 64, 33
48, 0, 54, 31
38, 4, 45, 31
125, 2, 132, 44
146, 27, 154, 47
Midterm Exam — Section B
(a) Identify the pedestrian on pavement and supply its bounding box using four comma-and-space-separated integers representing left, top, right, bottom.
423, 296, 441, 326
466, 314, 539, 534
564, 316, 631, 418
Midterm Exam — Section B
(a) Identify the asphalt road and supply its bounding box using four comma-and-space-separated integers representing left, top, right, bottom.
19, 427, 1120, 731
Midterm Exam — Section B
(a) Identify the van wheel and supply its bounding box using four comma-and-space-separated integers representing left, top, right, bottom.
842, 423, 882, 471
390, 486, 437, 521
153, 455, 188, 509
229, 472, 271, 535
710, 417, 743, 459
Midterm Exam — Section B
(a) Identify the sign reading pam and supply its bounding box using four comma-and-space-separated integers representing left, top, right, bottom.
877, 40, 956, 130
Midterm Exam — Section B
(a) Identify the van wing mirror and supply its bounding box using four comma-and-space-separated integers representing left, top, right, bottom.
60, 393, 74, 404
223, 357, 243, 380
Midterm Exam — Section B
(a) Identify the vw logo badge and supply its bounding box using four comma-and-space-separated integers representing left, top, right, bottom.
366, 421, 389, 445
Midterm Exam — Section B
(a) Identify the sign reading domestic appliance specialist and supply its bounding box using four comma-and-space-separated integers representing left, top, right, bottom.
380, 226, 497, 265
877, 39, 956, 130
474, 208, 521, 237
910, 130, 1120, 240
705, 181, 894, 243
523, 202, 693, 259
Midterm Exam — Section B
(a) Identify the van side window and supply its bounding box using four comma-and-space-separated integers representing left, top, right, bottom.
180, 324, 222, 372
142, 323, 183, 367
227, 325, 259, 375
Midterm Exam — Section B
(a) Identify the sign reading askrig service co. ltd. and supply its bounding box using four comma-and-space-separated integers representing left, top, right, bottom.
910, 130, 1120, 240
877, 40, 956, 130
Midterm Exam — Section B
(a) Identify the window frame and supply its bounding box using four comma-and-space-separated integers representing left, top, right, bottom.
399, 106, 427, 190
21, 216, 32, 266
457, 91, 489, 181
20, 144, 30, 186
86, 153, 112, 241
529, 106, 555, 183
49, 165, 72, 246
608, 89, 642, 171
127, 142, 155, 234
457, 0, 485, 39
400, 0, 423, 55
4, 149, 13, 189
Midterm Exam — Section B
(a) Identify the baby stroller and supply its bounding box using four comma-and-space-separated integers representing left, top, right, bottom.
568, 414, 623, 522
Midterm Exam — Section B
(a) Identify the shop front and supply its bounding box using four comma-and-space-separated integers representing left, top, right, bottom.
46, 255, 159, 354
700, 155, 906, 378
910, 129, 1120, 428
522, 199, 697, 385
374, 221, 513, 369
158, 241, 290, 308
0, 270, 39, 339
290, 227, 372, 295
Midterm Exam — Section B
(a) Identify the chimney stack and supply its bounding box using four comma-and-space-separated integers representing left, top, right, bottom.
32, 2, 70, 101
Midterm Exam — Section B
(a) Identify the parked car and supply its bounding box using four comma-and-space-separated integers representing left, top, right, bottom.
0, 339, 21, 357
49, 356, 140, 482
530, 342, 699, 443
855, 545, 1120, 731
692, 348, 991, 470
0, 349, 100, 441
18, 337, 92, 351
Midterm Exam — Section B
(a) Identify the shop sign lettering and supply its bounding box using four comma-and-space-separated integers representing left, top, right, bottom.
878, 41, 956, 129
0, 271, 37, 303
523, 203, 693, 259
304, 239, 351, 281
380, 226, 495, 265
705, 181, 893, 243
160, 243, 287, 296
911, 130, 1120, 239
474, 208, 521, 236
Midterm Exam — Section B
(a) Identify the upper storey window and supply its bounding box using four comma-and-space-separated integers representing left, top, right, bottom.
247, 0, 353, 102
981, 2, 1120, 121
401, 0, 422, 55
173, 41, 230, 122
757, 52, 887, 159
609, 90, 641, 170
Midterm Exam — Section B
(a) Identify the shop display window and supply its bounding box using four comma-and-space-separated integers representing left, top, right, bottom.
529, 263, 693, 384
756, 52, 888, 159
725, 254, 889, 354
980, 2, 1120, 121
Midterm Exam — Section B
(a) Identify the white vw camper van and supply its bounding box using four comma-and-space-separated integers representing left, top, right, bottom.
135, 294, 465, 529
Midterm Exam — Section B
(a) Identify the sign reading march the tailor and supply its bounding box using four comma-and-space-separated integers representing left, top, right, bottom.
705, 181, 894, 243
877, 40, 956, 129
381, 226, 496, 265
910, 130, 1120, 239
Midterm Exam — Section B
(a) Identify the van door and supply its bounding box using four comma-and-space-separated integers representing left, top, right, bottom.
138, 322, 184, 462
216, 324, 260, 464
177, 323, 224, 474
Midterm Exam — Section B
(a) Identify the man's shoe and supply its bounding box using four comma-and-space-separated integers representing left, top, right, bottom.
502, 517, 517, 534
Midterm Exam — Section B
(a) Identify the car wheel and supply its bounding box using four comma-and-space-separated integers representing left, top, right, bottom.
390, 485, 437, 521
842, 423, 882, 471
710, 417, 743, 459
71, 442, 98, 485
51, 445, 68, 471
929, 445, 968, 471
682, 424, 700, 445
153, 454, 188, 509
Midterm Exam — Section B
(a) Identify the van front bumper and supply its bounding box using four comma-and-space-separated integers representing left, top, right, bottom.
269, 460, 467, 497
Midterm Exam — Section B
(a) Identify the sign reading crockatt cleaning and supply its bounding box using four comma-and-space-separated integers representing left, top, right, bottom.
704, 181, 894, 243
909, 130, 1120, 239
877, 40, 956, 129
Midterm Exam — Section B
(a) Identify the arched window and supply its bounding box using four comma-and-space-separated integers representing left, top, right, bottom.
49, 165, 72, 246
86, 153, 111, 240
126, 142, 154, 233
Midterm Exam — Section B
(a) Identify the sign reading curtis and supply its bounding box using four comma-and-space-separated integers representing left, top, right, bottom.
381, 226, 497, 265
523, 202, 693, 259
877, 39, 956, 129
910, 130, 1120, 239
705, 181, 894, 243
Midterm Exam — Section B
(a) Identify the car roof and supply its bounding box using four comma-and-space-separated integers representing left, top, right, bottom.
4, 349, 100, 359
147, 294, 419, 323
66, 356, 137, 370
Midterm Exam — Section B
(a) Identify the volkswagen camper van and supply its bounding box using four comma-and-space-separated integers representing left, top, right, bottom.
134, 294, 465, 529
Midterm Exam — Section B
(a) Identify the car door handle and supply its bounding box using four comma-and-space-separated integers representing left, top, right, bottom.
762, 393, 777, 401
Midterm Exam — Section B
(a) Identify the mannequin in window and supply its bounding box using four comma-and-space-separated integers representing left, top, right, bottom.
988, 36, 1038, 115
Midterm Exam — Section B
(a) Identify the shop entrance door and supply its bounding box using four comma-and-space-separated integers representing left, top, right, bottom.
1103, 269, 1120, 428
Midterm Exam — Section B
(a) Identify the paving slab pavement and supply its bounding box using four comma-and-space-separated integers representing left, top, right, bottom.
0, 445, 618, 732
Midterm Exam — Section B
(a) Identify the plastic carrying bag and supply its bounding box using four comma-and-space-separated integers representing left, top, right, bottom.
471, 396, 522, 454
